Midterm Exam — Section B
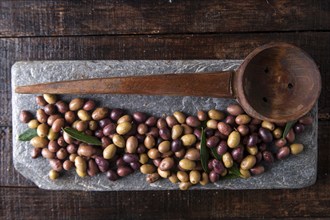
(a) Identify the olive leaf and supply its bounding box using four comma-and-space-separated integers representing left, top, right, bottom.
18, 128, 38, 141
221, 163, 242, 180
210, 147, 222, 161
62, 127, 102, 146
200, 127, 210, 173
282, 120, 297, 139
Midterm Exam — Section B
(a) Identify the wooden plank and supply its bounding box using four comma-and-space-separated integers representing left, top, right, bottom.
0, 127, 35, 186
1, 32, 330, 126
0, 0, 329, 37
0, 167, 330, 219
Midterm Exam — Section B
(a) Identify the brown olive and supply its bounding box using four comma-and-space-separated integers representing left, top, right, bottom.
49, 159, 63, 172
41, 148, 55, 159
126, 136, 138, 153
52, 118, 65, 133
166, 115, 178, 128
177, 171, 189, 182
63, 160, 74, 171
31, 147, 41, 158
144, 135, 156, 149
146, 173, 160, 183
147, 148, 161, 160
87, 159, 100, 176
44, 104, 57, 115
92, 107, 109, 121
20, 110, 33, 123
36, 95, 47, 106
186, 116, 201, 128
217, 122, 232, 136
64, 111, 76, 124
227, 104, 244, 116
83, 99, 96, 111
56, 148, 68, 160
36, 109, 48, 124
78, 144, 96, 158
55, 100, 69, 113
145, 116, 157, 127
184, 148, 200, 161
299, 115, 313, 125
197, 110, 208, 121
159, 157, 175, 171
37, 123, 49, 138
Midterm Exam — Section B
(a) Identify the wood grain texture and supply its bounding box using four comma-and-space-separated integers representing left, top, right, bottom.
0, 0, 329, 37
1, 32, 330, 126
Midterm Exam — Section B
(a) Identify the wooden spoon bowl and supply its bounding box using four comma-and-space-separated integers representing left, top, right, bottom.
16, 43, 321, 123
235, 43, 321, 122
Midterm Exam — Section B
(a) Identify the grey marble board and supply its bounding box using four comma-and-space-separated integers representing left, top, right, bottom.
11, 60, 318, 190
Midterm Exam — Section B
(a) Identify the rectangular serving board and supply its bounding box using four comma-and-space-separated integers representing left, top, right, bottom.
12, 60, 317, 190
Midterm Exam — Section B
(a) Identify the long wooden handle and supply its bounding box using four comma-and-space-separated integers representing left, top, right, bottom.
15, 71, 235, 98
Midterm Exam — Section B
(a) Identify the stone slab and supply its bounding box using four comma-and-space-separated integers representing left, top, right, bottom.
11, 60, 317, 190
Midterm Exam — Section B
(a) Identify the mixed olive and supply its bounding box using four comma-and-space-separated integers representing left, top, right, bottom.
19, 94, 313, 190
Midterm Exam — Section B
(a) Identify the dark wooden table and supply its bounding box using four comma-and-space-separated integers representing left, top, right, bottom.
1, 1, 330, 219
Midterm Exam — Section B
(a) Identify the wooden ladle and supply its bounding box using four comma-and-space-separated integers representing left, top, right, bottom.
15, 42, 321, 123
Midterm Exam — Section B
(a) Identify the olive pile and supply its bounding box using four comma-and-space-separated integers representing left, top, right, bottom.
19, 94, 313, 190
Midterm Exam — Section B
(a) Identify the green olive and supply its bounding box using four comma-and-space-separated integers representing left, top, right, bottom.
144, 135, 156, 149
199, 172, 209, 186
208, 109, 225, 120
235, 114, 251, 125
206, 119, 218, 129
74, 156, 87, 172
177, 171, 189, 182
261, 121, 275, 131
49, 169, 59, 180
76, 168, 87, 178
28, 119, 40, 129
273, 128, 283, 139
240, 155, 257, 170
147, 148, 160, 160
179, 158, 196, 170
181, 134, 197, 147
222, 152, 234, 168
158, 141, 171, 153
43, 94, 57, 104
240, 168, 251, 179
37, 123, 49, 138
227, 131, 240, 148
139, 153, 149, 164
169, 173, 179, 183
173, 111, 186, 124
140, 164, 156, 174
117, 114, 132, 124
179, 182, 192, 190
116, 121, 132, 135
189, 170, 201, 184
290, 143, 304, 155
77, 109, 91, 121
157, 167, 171, 178
112, 134, 125, 148
246, 145, 258, 156
47, 128, 59, 141
30, 136, 49, 148
69, 98, 84, 111
172, 124, 183, 140
103, 144, 117, 159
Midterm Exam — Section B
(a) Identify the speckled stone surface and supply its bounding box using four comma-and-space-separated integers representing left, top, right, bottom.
11, 60, 317, 190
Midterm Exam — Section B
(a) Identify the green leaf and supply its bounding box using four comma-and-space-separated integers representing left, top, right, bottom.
210, 147, 222, 161
18, 128, 38, 141
62, 127, 102, 146
227, 163, 241, 179
200, 127, 210, 173
282, 120, 297, 139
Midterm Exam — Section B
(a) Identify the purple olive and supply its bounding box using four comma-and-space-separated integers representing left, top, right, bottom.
258, 127, 273, 143
106, 170, 119, 181
206, 136, 220, 148
294, 123, 305, 134
133, 112, 147, 123
159, 127, 171, 140
209, 171, 220, 183
110, 108, 124, 121
216, 140, 228, 156
262, 151, 274, 164
171, 139, 183, 152
247, 133, 258, 146
231, 145, 244, 162
123, 153, 139, 163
